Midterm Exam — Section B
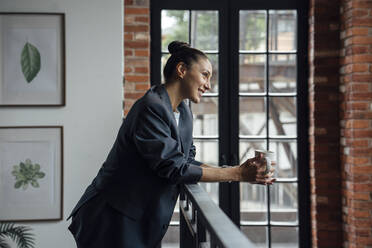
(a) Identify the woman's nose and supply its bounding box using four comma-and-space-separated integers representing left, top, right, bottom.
205, 80, 211, 91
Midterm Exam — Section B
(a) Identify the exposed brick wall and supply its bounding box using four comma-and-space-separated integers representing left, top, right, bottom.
124, 0, 150, 116
308, 0, 344, 247
340, 0, 372, 247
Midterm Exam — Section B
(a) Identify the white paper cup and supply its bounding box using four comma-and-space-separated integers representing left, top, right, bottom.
254, 149, 275, 174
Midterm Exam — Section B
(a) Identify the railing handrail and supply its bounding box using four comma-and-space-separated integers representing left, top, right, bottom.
180, 183, 254, 248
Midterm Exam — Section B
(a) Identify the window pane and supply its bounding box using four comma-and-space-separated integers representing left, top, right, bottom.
191, 11, 218, 51
240, 183, 267, 222
161, 53, 171, 83
239, 140, 266, 163
269, 10, 297, 51
270, 183, 298, 223
271, 227, 299, 248
194, 140, 219, 204
269, 140, 297, 179
269, 54, 296, 93
199, 182, 219, 204
207, 54, 219, 93
241, 226, 267, 248
239, 54, 266, 93
193, 139, 218, 166
240, 10, 267, 51
269, 97, 296, 137
239, 97, 266, 137
192, 97, 218, 137
161, 224, 180, 248
162, 10, 189, 52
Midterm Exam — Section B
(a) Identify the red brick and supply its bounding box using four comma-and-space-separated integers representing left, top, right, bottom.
352, 0, 372, 8
352, 130, 372, 138
345, 120, 370, 129
355, 229, 371, 237
356, 236, 372, 245
351, 17, 372, 27
125, 75, 149, 82
352, 74, 372, 83
345, 139, 370, 147
352, 9, 369, 17
124, 0, 133, 5
347, 157, 370, 165
124, 33, 133, 40
344, 111, 372, 119
124, 25, 149, 32
135, 83, 150, 91
124, 7, 149, 15
353, 183, 372, 192
346, 92, 372, 101
353, 210, 370, 218
125, 41, 149, 49
346, 46, 369, 55
348, 102, 369, 110
124, 66, 133, 73
352, 192, 370, 201
135, 67, 148, 73
125, 58, 148, 67
352, 166, 372, 174
349, 83, 370, 91
353, 54, 372, 63
135, 16, 149, 23
352, 36, 372, 45
124, 92, 145, 99
125, 49, 133, 56
134, 49, 149, 57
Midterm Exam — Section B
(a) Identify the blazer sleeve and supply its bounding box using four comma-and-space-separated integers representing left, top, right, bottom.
133, 104, 202, 184
187, 142, 203, 166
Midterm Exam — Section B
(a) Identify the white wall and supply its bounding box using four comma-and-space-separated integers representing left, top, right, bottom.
0, 0, 123, 247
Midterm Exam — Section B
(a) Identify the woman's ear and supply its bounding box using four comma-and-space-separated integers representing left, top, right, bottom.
176, 62, 187, 79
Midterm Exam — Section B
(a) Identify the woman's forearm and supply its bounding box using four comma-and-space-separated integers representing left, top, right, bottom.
199, 164, 240, 182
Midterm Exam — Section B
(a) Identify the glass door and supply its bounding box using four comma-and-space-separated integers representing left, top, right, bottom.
238, 9, 300, 247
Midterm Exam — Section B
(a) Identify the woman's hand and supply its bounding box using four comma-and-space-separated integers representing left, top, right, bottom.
238, 157, 276, 185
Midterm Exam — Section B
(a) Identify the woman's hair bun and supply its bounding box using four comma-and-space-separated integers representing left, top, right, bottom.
168, 41, 190, 54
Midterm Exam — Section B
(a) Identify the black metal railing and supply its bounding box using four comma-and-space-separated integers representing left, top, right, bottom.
180, 184, 254, 248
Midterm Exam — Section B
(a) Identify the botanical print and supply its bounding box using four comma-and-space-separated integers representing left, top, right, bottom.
21, 42, 41, 83
11, 159, 45, 190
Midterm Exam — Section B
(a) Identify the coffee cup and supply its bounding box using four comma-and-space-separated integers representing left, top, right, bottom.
254, 149, 275, 174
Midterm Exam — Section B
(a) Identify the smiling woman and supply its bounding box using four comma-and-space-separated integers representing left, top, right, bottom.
67, 41, 275, 248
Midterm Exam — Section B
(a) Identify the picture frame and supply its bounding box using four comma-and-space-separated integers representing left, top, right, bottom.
0, 13, 66, 107
0, 126, 63, 221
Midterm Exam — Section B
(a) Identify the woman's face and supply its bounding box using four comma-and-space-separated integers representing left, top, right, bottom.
179, 58, 212, 103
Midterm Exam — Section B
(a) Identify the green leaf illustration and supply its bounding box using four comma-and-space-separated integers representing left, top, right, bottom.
14, 181, 22, 189
31, 180, 39, 188
11, 159, 46, 190
36, 172, 45, 178
21, 42, 41, 83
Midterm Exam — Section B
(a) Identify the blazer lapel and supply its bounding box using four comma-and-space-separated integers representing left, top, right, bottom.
178, 101, 193, 153
156, 84, 183, 151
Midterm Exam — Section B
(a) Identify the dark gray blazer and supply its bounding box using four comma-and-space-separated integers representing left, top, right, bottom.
68, 84, 203, 247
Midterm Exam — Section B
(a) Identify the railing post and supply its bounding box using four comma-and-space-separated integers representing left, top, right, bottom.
196, 211, 206, 247
180, 188, 195, 248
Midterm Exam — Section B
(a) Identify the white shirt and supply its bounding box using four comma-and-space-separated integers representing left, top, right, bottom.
174, 111, 180, 126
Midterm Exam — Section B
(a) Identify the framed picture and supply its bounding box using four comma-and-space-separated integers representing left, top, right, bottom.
0, 13, 65, 106
0, 126, 63, 221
